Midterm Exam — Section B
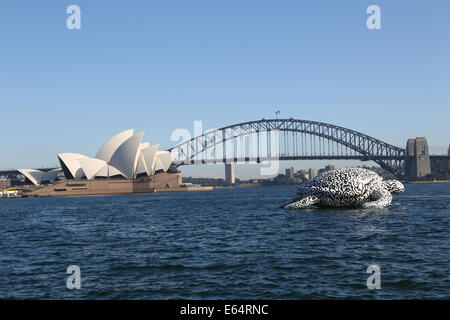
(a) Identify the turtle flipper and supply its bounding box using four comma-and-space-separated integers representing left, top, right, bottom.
362, 188, 392, 209
281, 195, 319, 209
382, 180, 404, 194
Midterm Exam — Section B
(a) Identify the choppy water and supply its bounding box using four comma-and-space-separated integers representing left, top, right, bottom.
0, 184, 449, 299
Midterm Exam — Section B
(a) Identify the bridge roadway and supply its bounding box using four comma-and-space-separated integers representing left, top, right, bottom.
173, 155, 406, 165
174, 155, 449, 164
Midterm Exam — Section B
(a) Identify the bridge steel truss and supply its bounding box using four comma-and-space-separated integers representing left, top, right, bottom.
169, 119, 406, 177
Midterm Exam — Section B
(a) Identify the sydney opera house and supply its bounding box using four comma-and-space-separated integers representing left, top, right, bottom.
16, 130, 202, 197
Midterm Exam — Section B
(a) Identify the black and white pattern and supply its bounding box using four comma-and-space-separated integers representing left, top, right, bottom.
282, 168, 404, 209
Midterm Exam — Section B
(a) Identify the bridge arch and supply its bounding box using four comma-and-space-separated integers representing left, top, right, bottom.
169, 119, 405, 177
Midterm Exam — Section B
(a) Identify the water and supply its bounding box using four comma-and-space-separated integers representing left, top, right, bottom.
0, 184, 449, 299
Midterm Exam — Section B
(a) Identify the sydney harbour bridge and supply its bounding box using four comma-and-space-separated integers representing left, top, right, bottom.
1, 119, 448, 180
169, 118, 447, 179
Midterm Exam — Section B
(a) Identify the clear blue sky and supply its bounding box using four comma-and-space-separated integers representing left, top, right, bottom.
1, 1, 449, 178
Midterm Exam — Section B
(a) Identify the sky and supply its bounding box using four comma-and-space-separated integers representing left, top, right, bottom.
0, 1, 449, 178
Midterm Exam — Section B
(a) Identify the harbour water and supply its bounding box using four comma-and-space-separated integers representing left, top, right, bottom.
0, 184, 449, 299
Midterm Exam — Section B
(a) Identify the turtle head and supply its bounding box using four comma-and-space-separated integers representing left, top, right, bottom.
382, 180, 404, 194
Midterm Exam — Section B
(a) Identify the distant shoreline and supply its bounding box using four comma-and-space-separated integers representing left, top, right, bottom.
407, 180, 449, 184
216, 181, 450, 188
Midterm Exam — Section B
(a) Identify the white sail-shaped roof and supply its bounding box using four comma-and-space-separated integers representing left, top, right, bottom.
58, 153, 88, 180
136, 156, 147, 175
135, 142, 150, 175
141, 144, 160, 176
41, 168, 61, 182
96, 165, 125, 178
154, 151, 175, 172
53, 129, 177, 181
95, 129, 134, 162
79, 158, 108, 180
18, 169, 46, 186
109, 131, 145, 179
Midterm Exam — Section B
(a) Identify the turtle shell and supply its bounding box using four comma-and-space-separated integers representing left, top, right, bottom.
296, 168, 383, 207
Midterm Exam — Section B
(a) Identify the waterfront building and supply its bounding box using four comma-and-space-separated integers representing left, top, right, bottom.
308, 168, 318, 179
0, 178, 11, 189
0, 190, 19, 198
430, 159, 450, 176
285, 167, 294, 178
225, 163, 235, 184
18, 129, 178, 186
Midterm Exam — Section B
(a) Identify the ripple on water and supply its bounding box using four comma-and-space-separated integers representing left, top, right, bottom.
0, 184, 449, 299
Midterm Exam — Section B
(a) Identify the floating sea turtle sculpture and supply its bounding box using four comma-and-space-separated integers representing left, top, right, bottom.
282, 168, 404, 209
